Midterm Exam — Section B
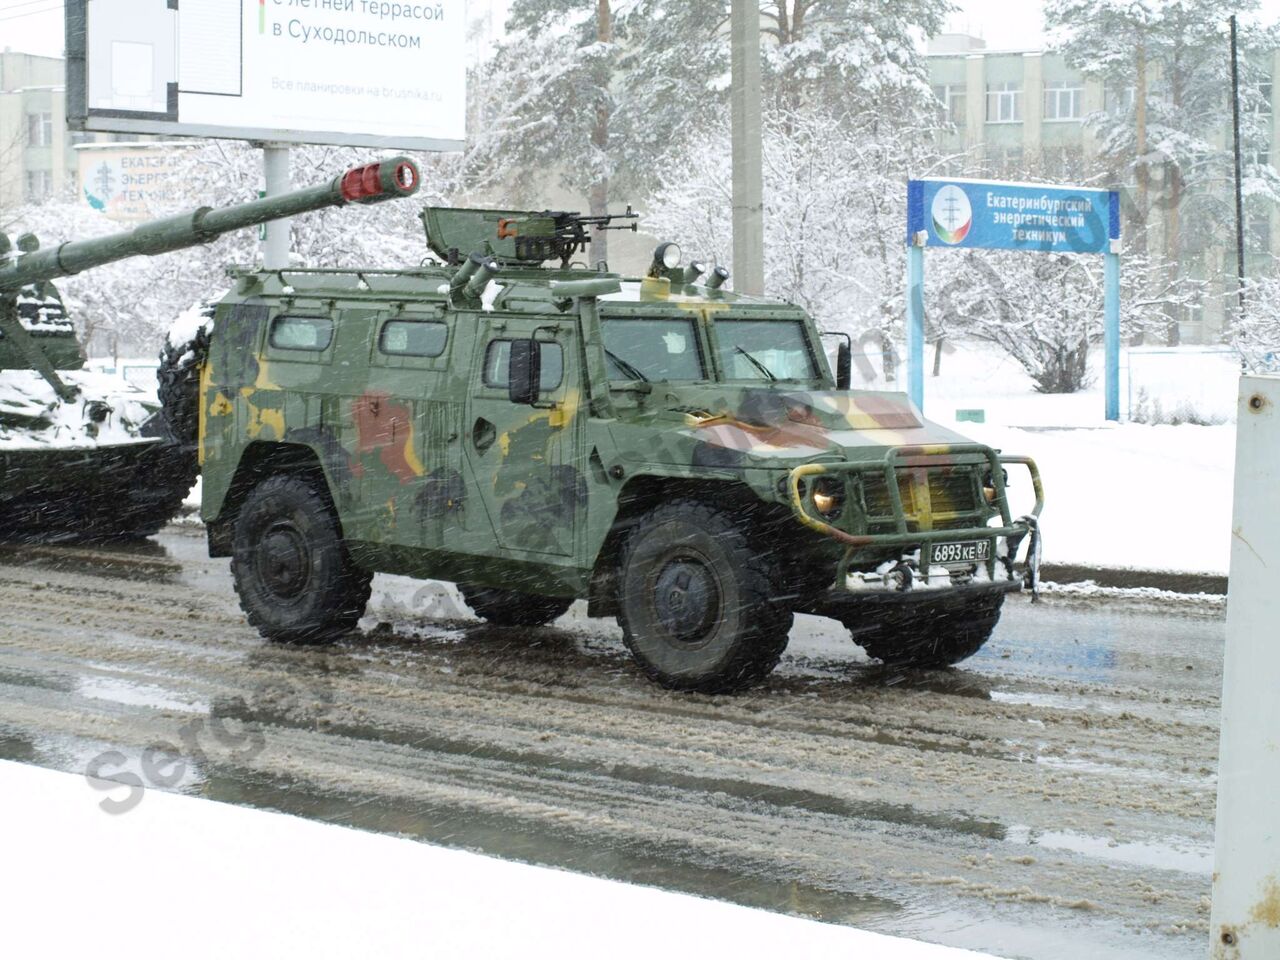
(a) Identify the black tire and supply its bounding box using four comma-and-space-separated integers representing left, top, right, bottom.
848, 594, 1005, 668
617, 500, 792, 693
458, 585, 573, 626
156, 302, 215, 453
231, 474, 371, 644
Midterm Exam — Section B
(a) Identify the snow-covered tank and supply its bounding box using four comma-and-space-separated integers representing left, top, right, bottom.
0, 157, 421, 540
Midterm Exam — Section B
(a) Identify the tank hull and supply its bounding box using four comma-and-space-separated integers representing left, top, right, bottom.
0, 438, 194, 541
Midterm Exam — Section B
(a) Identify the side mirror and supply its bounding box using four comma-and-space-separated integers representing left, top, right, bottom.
836, 340, 852, 391
508, 338, 542, 406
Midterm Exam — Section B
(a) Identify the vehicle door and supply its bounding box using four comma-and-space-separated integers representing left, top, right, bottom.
353, 307, 462, 549
463, 313, 582, 557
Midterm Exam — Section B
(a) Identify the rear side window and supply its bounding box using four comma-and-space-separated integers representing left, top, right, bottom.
380, 320, 447, 358
482, 339, 564, 392
269, 315, 333, 351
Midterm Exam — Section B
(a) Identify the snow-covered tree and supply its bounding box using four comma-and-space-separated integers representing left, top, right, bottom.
933, 248, 1202, 392
1231, 261, 1280, 371
1045, 0, 1280, 343
467, 0, 952, 263
645, 104, 951, 372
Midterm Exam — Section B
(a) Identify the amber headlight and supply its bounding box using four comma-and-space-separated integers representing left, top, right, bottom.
811, 477, 845, 518
983, 469, 1009, 504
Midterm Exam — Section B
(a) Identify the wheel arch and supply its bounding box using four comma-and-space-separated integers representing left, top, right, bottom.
206, 440, 339, 557
586, 473, 763, 618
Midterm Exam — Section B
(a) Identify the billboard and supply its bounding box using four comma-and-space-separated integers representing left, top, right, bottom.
77, 143, 190, 222
906, 178, 1120, 255
66, 0, 466, 151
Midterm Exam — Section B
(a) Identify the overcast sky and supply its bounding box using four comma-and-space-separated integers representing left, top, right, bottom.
2, 0, 1280, 60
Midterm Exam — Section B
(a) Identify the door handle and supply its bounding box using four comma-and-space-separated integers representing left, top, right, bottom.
472, 417, 496, 454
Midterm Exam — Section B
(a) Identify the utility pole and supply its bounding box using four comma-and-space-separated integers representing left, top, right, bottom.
1230, 14, 1247, 320
730, 0, 764, 296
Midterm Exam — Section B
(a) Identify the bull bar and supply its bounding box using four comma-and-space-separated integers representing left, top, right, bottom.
785, 443, 1044, 591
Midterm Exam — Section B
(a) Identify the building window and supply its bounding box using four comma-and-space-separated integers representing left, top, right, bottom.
1044, 81, 1083, 121
1105, 83, 1135, 114
1255, 81, 1273, 115
24, 170, 53, 201
26, 112, 53, 147
1248, 213, 1271, 255
986, 82, 1022, 123
932, 84, 967, 127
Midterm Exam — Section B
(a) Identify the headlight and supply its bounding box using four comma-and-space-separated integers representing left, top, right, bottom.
811, 477, 845, 518
983, 469, 1009, 504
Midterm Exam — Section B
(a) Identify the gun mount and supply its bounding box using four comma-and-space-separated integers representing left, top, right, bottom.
421, 205, 638, 269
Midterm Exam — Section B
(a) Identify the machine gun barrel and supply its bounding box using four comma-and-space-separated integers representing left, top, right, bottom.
0, 157, 420, 292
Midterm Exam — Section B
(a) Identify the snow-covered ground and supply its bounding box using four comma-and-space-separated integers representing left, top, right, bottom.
870, 342, 1239, 575
0, 759, 996, 960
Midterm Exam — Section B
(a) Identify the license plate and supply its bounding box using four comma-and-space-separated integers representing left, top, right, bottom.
929, 539, 991, 565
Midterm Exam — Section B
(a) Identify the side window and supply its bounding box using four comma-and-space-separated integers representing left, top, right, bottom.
483, 339, 564, 392
269, 315, 333, 351
380, 320, 448, 358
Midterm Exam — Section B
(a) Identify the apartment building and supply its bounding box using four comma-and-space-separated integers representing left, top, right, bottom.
0, 49, 125, 211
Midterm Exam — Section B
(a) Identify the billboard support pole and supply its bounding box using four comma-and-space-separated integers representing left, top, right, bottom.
1104, 249, 1121, 422
262, 144, 292, 270
907, 239, 925, 411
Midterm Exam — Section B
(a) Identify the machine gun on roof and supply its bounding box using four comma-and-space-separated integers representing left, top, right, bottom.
421, 206, 639, 269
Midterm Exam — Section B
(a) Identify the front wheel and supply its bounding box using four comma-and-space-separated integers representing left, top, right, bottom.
231, 475, 371, 644
617, 500, 792, 693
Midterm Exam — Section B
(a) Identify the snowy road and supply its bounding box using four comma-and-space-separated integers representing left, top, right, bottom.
0, 527, 1223, 960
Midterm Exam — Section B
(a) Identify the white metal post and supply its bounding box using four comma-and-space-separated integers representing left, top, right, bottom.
261, 144, 292, 270
1209, 374, 1280, 958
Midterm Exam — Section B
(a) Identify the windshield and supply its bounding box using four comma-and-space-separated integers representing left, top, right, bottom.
714, 318, 818, 381
601, 316, 705, 381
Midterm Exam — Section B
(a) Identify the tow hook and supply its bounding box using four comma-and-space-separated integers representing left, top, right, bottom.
884, 561, 914, 592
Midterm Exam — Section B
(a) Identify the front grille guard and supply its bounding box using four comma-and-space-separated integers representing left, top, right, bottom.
785, 444, 1044, 586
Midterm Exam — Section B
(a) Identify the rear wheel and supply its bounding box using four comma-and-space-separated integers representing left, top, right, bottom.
231, 475, 371, 644
847, 594, 1005, 668
459, 585, 573, 626
617, 500, 792, 693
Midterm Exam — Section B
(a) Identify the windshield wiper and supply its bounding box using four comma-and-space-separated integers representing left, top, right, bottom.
605, 348, 649, 382
734, 346, 777, 381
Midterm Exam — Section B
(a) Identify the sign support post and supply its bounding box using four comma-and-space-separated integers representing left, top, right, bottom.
907, 240, 925, 410
906, 178, 1121, 421
1104, 246, 1121, 422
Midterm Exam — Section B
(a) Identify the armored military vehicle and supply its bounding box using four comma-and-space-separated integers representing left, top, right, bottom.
175, 206, 1043, 692
0, 157, 421, 540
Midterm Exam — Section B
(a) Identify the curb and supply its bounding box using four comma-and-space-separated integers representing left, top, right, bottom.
1041, 563, 1227, 596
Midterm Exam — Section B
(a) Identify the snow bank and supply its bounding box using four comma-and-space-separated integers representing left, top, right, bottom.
0, 759, 997, 960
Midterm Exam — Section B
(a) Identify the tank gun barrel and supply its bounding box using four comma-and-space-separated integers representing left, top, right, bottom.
0, 157, 420, 292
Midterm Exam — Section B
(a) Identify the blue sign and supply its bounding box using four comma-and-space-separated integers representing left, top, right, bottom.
907, 178, 1120, 255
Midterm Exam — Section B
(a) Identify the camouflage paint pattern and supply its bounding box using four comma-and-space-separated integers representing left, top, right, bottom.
197, 208, 1042, 602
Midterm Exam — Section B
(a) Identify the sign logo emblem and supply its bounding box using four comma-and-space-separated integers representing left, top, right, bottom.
931, 184, 972, 245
